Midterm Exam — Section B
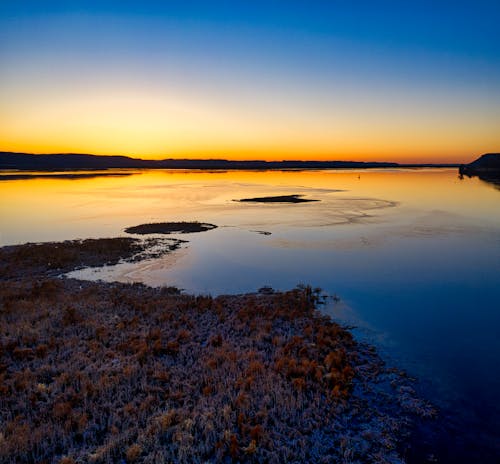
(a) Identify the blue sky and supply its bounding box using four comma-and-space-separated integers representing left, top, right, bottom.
1, 1, 499, 161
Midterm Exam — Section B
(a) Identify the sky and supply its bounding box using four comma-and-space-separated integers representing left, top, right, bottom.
1, 1, 499, 163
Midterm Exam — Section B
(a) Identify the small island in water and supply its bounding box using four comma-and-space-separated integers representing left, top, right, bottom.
237, 194, 319, 203
125, 221, 217, 235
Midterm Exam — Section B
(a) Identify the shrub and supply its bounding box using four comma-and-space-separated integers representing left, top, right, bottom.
125, 444, 142, 462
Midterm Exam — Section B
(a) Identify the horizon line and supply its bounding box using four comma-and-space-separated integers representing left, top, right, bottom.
0, 150, 477, 165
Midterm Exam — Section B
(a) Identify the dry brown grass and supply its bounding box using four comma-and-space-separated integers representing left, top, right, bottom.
0, 240, 433, 463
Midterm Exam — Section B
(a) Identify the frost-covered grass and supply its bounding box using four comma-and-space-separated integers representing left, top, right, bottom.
0, 240, 434, 463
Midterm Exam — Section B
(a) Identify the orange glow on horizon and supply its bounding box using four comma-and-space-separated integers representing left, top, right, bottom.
1, 86, 498, 165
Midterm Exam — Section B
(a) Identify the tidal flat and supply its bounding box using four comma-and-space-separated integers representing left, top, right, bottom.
0, 238, 435, 463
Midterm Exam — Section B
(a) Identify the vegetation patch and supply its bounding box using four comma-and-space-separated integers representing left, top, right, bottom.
0, 237, 184, 280
0, 239, 435, 463
125, 222, 217, 235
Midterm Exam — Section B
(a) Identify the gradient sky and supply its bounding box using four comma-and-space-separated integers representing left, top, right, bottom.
1, 1, 499, 162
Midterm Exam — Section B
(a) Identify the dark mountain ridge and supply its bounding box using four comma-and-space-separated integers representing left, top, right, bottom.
459, 153, 500, 176
0, 151, 459, 171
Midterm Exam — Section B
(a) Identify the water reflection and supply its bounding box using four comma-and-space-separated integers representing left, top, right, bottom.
1, 168, 500, 461
0, 170, 136, 181
478, 175, 500, 190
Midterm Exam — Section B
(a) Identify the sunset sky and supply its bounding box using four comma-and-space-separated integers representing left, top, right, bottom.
1, 1, 499, 163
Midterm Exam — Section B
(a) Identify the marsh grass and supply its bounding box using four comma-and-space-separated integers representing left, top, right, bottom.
0, 239, 434, 463
0, 237, 183, 280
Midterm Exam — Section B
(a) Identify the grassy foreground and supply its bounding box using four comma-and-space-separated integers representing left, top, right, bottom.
0, 239, 434, 463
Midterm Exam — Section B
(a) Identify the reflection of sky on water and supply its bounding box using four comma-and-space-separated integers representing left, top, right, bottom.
2, 168, 500, 459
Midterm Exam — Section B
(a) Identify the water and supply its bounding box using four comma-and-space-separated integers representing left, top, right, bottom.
1, 168, 499, 461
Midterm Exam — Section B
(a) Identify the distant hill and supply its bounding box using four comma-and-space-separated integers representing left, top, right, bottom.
459, 153, 500, 177
0, 152, 151, 169
0, 151, 459, 171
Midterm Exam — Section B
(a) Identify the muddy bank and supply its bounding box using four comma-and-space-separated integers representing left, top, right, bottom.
0, 239, 434, 463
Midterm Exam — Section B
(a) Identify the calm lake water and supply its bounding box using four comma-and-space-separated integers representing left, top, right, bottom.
1, 168, 499, 461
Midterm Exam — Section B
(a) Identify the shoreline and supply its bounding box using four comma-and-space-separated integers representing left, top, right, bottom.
0, 238, 435, 463
0, 151, 462, 172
